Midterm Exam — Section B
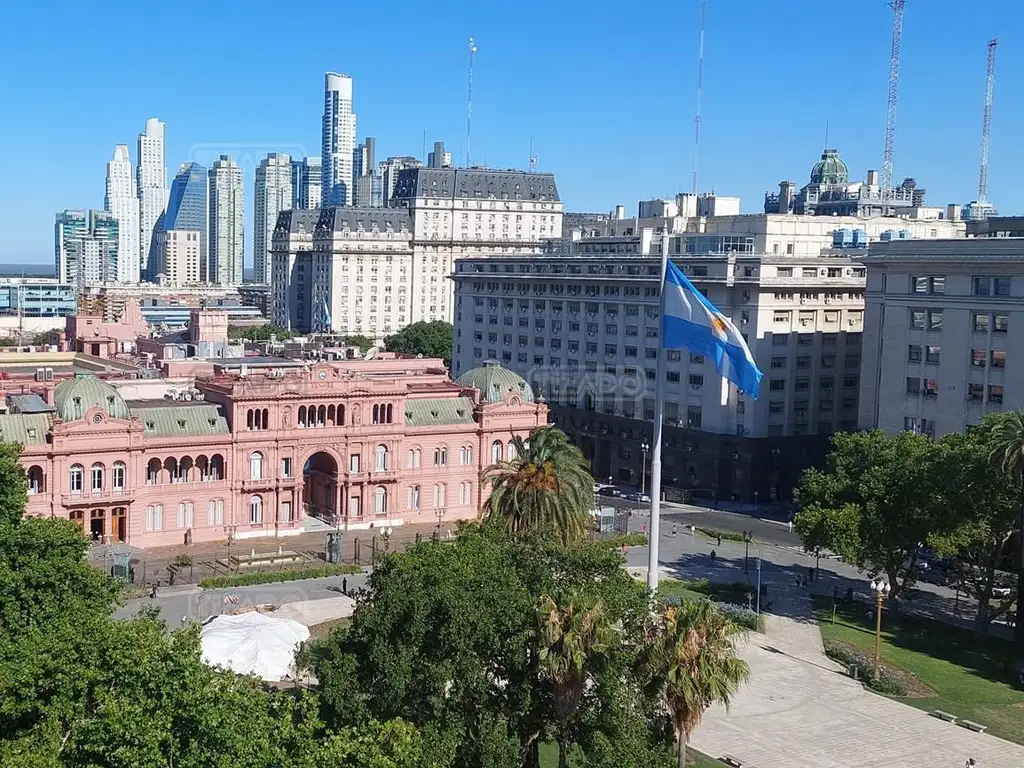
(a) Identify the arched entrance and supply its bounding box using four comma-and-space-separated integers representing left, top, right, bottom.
303, 451, 339, 524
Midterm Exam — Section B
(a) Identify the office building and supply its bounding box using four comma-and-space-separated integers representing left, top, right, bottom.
137, 118, 168, 279
254, 153, 293, 285
208, 156, 244, 285
0, 278, 76, 318
427, 141, 451, 169
272, 167, 562, 338
859, 238, 1024, 438
322, 72, 357, 207
55, 210, 119, 286
353, 137, 381, 207
11, 359, 546, 546
270, 209, 319, 331
163, 162, 209, 280
291, 157, 322, 209
378, 156, 422, 206
154, 229, 202, 286
104, 145, 141, 283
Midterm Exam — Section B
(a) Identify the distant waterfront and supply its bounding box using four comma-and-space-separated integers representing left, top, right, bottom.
0, 263, 55, 278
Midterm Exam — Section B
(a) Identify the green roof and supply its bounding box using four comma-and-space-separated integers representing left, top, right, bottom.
53, 376, 130, 421
455, 361, 535, 404
0, 414, 51, 446
404, 397, 476, 427
133, 405, 230, 438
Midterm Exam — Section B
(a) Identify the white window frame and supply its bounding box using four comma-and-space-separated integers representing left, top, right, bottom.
91, 463, 104, 492
433, 483, 446, 507
249, 495, 263, 524
349, 453, 360, 473
177, 501, 194, 529
250, 451, 264, 480
459, 482, 470, 505
491, 440, 502, 463
280, 500, 292, 523
374, 486, 387, 515
375, 445, 389, 472
69, 464, 84, 493
112, 462, 126, 491
146, 504, 163, 531
408, 485, 421, 509
207, 498, 224, 525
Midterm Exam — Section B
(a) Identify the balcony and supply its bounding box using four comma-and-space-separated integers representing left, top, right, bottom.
61, 488, 133, 505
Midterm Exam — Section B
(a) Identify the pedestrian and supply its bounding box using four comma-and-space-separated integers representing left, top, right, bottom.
717, 534, 722, 546
672, 524, 678, 537
342, 577, 348, 595
710, 549, 717, 564
788, 520, 793, 533
808, 565, 814, 582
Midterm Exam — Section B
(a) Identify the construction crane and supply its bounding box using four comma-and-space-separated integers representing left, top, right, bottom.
880, 0, 905, 215
977, 38, 998, 204
466, 37, 477, 167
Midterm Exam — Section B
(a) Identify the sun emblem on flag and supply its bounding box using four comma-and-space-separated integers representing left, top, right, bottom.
709, 312, 729, 341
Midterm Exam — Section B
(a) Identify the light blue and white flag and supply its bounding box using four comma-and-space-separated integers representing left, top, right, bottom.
661, 260, 763, 399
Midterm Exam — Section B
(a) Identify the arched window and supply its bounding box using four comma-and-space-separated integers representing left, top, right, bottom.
90, 463, 104, 492
147, 458, 160, 485
246, 409, 254, 429
249, 495, 263, 524
337, 404, 346, 425
375, 445, 389, 472
434, 446, 447, 467
210, 454, 224, 480
69, 463, 84, 493
262, 409, 269, 430
491, 440, 502, 464
408, 485, 421, 509
386, 404, 393, 424
433, 483, 446, 507
407, 448, 421, 469
460, 445, 474, 465
317, 405, 326, 425
298, 405, 307, 427
327, 404, 336, 425
374, 486, 387, 515
506, 441, 518, 461
178, 456, 194, 483
27, 466, 43, 494
164, 457, 179, 484
372, 404, 380, 424
250, 451, 264, 480
459, 482, 470, 505
112, 462, 126, 491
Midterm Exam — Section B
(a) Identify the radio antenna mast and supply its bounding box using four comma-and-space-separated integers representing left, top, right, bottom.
466, 37, 477, 167
881, 0, 905, 215
691, 0, 706, 195
528, 136, 537, 172
978, 37, 998, 203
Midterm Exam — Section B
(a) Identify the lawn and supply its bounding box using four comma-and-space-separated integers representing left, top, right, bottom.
814, 596, 1024, 743
659, 578, 754, 607
538, 741, 725, 767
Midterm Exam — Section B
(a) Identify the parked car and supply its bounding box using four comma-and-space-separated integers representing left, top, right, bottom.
625, 491, 651, 503
597, 486, 622, 498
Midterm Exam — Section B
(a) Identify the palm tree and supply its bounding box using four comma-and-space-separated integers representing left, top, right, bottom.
643, 600, 750, 768
536, 591, 616, 768
987, 411, 1024, 659
480, 426, 593, 544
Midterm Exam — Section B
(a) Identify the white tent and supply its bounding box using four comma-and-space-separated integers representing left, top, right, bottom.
200, 612, 310, 682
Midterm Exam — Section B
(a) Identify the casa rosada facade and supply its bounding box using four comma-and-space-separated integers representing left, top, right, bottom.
9, 358, 548, 547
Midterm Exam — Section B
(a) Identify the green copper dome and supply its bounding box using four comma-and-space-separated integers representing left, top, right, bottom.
810, 149, 849, 185
53, 377, 131, 422
456, 360, 535, 404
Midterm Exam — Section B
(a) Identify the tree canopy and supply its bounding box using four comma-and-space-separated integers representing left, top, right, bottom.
384, 321, 453, 365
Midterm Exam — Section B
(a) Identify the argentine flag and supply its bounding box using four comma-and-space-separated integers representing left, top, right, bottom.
661, 260, 763, 399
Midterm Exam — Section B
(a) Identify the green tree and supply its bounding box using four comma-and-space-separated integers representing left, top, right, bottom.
480, 427, 593, 545
384, 321, 453, 365
642, 601, 749, 768
536, 592, 616, 768
985, 410, 1024, 656
228, 323, 294, 342
931, 423, 1021, 632
794, 430, 946, 596
340, 334, 374, 354
0, 442, 28, 526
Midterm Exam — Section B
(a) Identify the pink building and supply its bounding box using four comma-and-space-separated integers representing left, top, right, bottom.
7, 359, 547, 547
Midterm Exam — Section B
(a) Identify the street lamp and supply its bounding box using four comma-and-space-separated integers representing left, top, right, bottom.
640, 441, 650, 496
382, 525, 394, 553
770, 447, 781, 501
743, 531, 753, 574
434, 506, 446, 540
753, 489, 759, 511
869, 577, 892, 681
222, 524, 238, 575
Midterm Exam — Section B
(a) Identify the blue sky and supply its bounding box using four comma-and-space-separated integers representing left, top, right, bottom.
1, 0, 1021, 265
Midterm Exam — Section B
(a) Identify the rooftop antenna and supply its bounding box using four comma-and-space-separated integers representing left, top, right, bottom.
823, 119, 830, 151
466, 37, 478, 167
528, 136, 537, 172
977, 37, 998, 204
881, 0, 905, 216
691, 0, 706, 195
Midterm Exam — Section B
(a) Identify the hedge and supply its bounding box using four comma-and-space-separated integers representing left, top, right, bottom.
199, 563, 362, 589
697, 527, 749, 543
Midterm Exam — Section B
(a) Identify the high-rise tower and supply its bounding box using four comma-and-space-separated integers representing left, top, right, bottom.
137, 118, 167, 280
254, 153, 293, 285
55, 210, 119, 286
104, 145, 141, 282
321, 73, 357, 207
164, 162, 209, 279
208, 156, 245, 285
291, 157, 322, 209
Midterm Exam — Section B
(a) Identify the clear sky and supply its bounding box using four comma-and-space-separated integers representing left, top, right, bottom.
1, 0, 1021, 265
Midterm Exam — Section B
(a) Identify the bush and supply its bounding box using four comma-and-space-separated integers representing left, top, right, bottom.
716, 602, 766, 633
823, 639, 907, 696
697, 527, 748, 543
597, 532, 648, 549
199, 563, 361, 589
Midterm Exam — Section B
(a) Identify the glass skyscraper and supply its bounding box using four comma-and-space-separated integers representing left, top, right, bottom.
163, 162, 209, 279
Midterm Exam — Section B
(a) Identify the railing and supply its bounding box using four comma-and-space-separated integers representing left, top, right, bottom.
61, 488, 133, 505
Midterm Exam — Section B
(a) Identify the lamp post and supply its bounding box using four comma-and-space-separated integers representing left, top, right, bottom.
640, 440, 650, 496
434, 506, 446, 541
382, 525, 394, 553
770, 447, 781, 502
222, 524, 238, 575
869, 577, 892, 681
743, 531, 753, 574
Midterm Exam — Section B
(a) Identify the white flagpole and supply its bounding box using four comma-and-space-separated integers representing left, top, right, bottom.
646, 234, 671, 593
